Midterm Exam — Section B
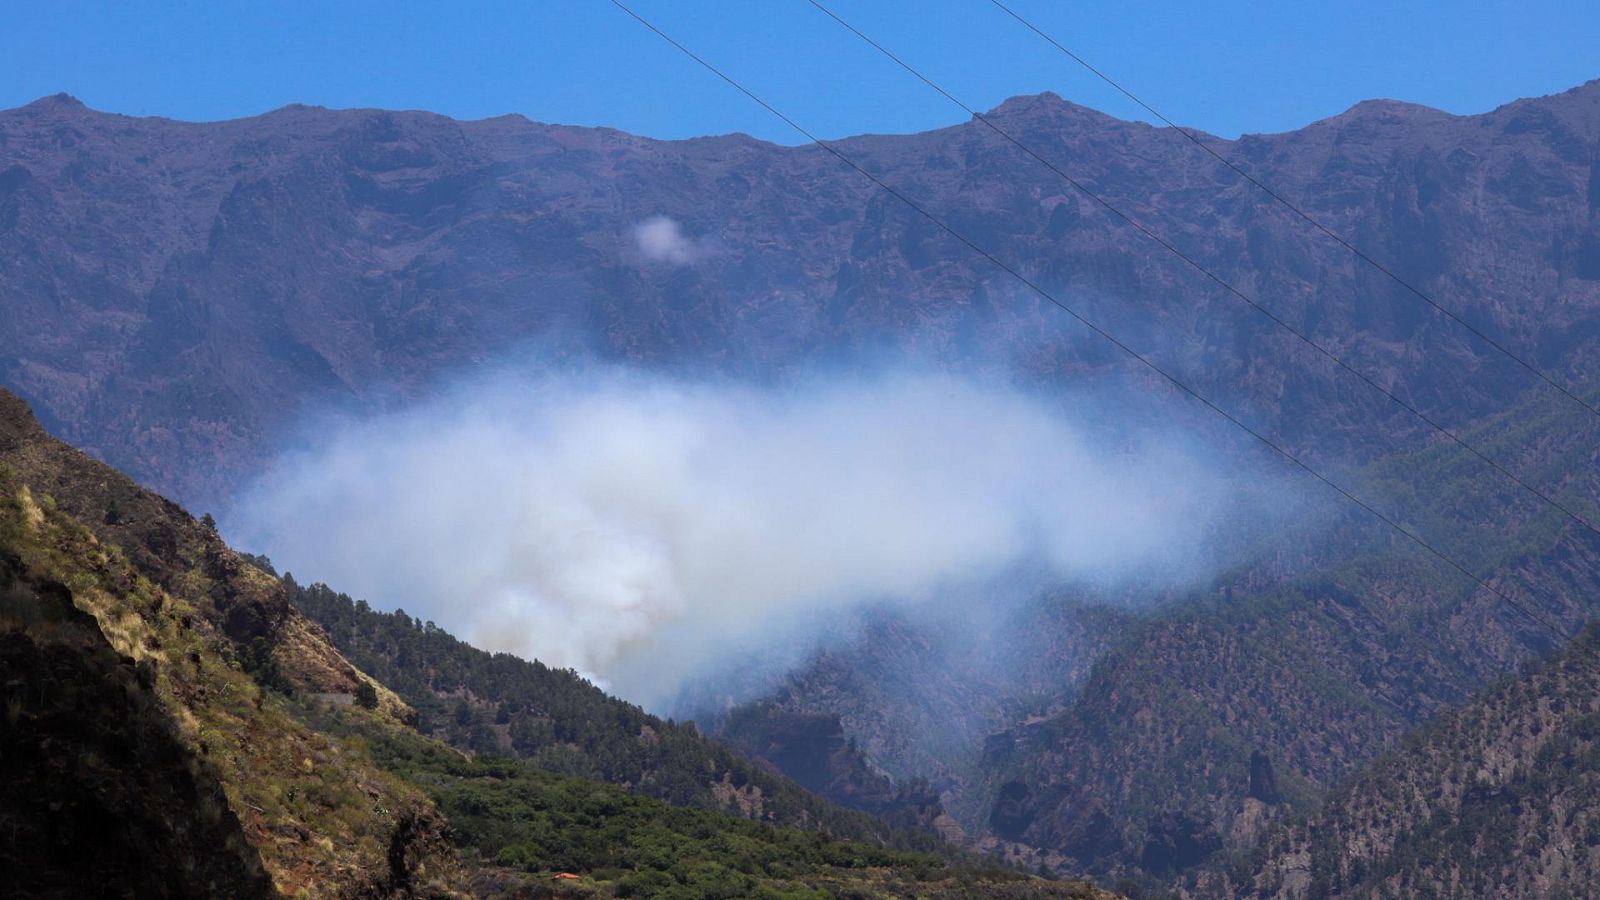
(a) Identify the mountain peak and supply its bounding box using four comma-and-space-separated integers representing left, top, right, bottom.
1341, 97, 1449, 118
20, 92, 88, 114
992, 90, 1066, 109
1305, 96, 1454, 132
985, 91, 1130, 128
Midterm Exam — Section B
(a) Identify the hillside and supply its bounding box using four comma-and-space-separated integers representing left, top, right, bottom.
279, 573, 946, 844
1204, 622, 1600, 898
695, 599, 1137, 831
977, 386, 1600, 881
1, 385, 1116, 896
0, 548, 276, 898
0, 389, 468, 896
714, 383, 1600, 887
301, 697, 1113, 899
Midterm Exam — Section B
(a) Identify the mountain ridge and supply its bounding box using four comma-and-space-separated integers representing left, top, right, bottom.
23, 76, 1600, 140
7, 74, 1600, 513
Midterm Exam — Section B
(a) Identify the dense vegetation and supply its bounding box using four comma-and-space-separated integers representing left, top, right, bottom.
280, 572, 945, 846
298, 699, 1105, 899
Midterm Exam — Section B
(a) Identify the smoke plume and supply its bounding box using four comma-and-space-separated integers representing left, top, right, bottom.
232, 363, 1277, 706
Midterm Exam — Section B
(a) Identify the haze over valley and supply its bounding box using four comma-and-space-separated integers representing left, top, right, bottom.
6, 7, 1600, 895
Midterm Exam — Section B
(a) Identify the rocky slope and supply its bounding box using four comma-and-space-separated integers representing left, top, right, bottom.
1202, 622, 1600, 898
0, 388, 468, 896
0, 548, 277, 898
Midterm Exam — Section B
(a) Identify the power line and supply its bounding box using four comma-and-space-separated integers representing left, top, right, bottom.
803, 0, 1600, 546
607, 0, 1578, 648
987, 0, 1600, 426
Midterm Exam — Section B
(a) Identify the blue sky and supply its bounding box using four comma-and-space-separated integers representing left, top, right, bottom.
3, 1, 1596, 142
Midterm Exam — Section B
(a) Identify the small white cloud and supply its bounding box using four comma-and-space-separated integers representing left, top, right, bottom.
632, 215, 705, 265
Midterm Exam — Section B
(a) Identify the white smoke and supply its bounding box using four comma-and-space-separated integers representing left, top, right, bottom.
232, 364, 1272, 705
632, 214, 706, 265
